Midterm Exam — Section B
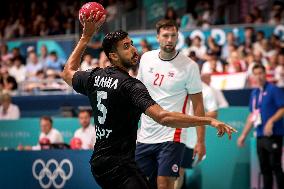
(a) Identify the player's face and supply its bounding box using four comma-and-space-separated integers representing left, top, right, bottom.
79, 112, 91, 128
116, 37, 139, 69
253, 67, 266, 87
157, 26, 178, 53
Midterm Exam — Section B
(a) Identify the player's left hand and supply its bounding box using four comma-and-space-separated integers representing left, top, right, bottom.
81, 10, 106, 39
193, 142, 206, 162
264, 120, 273, 136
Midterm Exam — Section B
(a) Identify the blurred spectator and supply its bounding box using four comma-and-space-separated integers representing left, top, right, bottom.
266, 53, 278, 77
19, 116, 64, 150
106, 0, 118, 22
73, 110, 96, 150
139, 39, 152, 55
201, 50, 223, 74
180, 13, 196, 29
225, 50, 246, 73
275, 52, 284, 87
38, 45, 49, 65
270, 35, 282, 52
221, 32, 238, 59
269, 3, 284, 25
80, 54, 98, 71
11, 47, 25, 65
201, 73, 229, 108
8, 58, 26, 83
48, 17, 64, 35
122, 0, 137, 12
38, 116, 63, 144
164, 7, 181, 26
0, 67, 18, 94
26, 52, 43, 79
44, 51, 65, 73
182, 36, 207, 60
251, 6, 264, 23
239, 27, 255, 56
98, 51, 111, 68
195, 1, 213, 27
0, 93, 20, 120
86, 31, 104, 58
0, 43, 12, 63
188, 51, 203, 70
207, 36, 221, 57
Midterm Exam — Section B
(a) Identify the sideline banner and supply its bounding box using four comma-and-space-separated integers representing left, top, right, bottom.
0, 118, 81, 149
0, 150, 101, 189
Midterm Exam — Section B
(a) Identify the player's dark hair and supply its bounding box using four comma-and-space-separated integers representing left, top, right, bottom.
252, 64, 266, 73
40, 116, 53, 125
102, 30, 128, 61
156, 19, 178, 34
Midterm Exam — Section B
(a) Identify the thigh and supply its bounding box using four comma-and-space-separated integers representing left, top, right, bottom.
120, 163, 154, 189
135, 142, 158, 178
157, 142, 185, 177
91, 161, 153, 189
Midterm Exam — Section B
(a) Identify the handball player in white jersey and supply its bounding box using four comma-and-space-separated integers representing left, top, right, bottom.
135, 19, 206, 189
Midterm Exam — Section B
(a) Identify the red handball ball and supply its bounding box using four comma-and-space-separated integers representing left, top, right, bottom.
79, 2, 106, 25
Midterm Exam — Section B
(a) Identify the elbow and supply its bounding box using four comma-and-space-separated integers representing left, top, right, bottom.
156, 111, 172, 126
61, 69, 68, 83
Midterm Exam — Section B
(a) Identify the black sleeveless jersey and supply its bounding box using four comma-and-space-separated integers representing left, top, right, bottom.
72, 67, 156, 166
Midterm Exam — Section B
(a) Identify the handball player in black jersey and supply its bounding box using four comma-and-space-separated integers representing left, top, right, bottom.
62, 11, 237, 189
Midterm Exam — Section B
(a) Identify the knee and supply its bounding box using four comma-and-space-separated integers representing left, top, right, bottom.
157, 183, 170, 189
157, 177, 174, 189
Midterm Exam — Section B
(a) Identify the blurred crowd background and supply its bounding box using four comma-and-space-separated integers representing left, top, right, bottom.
0, 2, 283, 189
0, 0, 283, 114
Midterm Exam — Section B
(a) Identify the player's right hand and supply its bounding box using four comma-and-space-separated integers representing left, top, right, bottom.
81, 10, 106, 39
210, 119, 237, 140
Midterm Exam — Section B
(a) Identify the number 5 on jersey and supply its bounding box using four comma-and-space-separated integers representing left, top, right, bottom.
97, 91, 107, 124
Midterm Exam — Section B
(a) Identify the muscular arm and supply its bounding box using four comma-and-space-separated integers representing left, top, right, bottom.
145, 104, 236, 139
62, 12, 106, 86
62, 37, 91, 86
145, 104, 212, 128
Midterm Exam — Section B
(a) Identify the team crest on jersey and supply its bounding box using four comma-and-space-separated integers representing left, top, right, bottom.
172, 164, 179, 173
148, 67, 154, 73
168, 71, 175, 77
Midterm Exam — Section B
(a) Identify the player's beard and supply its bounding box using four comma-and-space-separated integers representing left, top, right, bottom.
161, 44, 176, 53
121, 60, 134, 69
121, 52, 139, 69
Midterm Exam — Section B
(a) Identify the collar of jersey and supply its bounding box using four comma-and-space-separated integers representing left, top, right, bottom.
158, 51, 179, 61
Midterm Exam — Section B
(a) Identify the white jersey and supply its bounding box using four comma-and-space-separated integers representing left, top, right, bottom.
137, 50, 202, 144
185, 82, 218, 148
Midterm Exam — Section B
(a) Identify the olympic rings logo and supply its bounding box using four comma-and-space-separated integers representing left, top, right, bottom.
32, 159, 73, 189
